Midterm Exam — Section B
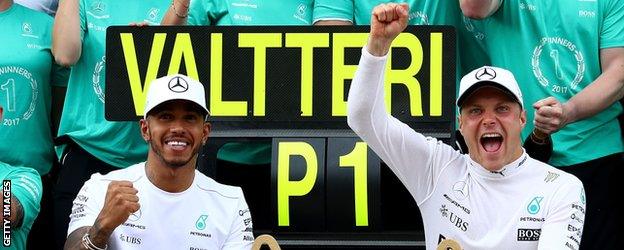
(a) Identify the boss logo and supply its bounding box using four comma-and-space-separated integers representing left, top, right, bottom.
517, 228, 541, 241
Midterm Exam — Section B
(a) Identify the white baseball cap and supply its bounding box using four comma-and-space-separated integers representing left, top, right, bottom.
457, 66, 523, 109
143, 74, 209, 117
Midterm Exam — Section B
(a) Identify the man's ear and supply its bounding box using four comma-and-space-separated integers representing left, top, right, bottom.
457, 114, 464, 134
202, 122, 211, 145
140, 118, 150, 142
520, 109, 527, 129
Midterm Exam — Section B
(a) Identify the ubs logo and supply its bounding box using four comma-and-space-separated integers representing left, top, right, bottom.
475, 67, 497, 80
119, 233, 142, 245
448, 212, 469, 232
168, 76, 189, 93
440, 205, 468, 231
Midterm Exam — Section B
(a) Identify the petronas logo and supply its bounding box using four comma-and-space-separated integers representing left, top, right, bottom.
527, 197, 543, 215
195, 215, 208, 230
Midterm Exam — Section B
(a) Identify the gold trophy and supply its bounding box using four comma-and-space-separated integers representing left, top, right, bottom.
437, 238, 462, 250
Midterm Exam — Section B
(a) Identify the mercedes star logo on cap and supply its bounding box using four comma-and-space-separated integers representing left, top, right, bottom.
475, 67, 497, 80
168, 76, 189, 93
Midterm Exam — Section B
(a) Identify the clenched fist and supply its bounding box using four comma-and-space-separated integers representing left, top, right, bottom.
96, 181, 140, 233
367, 3, 409, 56
533, 96, 571, 134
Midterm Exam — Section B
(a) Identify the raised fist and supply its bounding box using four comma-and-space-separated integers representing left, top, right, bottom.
367, 3, 409, 56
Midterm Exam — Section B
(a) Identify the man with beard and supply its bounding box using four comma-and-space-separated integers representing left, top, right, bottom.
64, 74, 254, 250
52, 1, 170, 247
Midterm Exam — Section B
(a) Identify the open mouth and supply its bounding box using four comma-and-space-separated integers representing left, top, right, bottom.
480, 133, 503, 152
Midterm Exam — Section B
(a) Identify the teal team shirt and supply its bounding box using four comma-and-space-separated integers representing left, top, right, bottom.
56, 0, 170, 168
313, 0, 459, 25
188, 0, 313, 25
467, 0, 624, 166
188, 0, 314, 165
0, 3, 69, 175
0, 162, 43, 250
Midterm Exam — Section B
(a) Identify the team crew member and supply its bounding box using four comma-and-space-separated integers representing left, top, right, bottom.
52, 0, 171, 248
0, 105, 44, 250
347, 4, 585, 249
0, 0, 68, 176
459, 1, 624, 248
0, 162, 43, 250
65, 74, 254, 250
1, 1, 69, 247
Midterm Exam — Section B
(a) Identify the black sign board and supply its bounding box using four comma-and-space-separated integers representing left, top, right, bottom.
106, 26, 455, 135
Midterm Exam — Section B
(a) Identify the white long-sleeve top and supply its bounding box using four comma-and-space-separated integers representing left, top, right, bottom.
347, 48, 585, 250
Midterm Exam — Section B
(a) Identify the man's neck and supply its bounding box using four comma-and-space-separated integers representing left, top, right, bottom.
475, 147, 525, 172
145, 158, 196, 193
0, 0, 13, 12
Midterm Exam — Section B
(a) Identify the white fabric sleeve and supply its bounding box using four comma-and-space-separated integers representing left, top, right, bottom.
67, 175, 105, 236
537, 179, 585, 250
347, 47, 460, 204
222, 189, 254, 250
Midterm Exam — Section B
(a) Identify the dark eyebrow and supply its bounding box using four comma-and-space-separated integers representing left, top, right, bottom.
152, 110, 171, 116
465, 104, 482, 109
